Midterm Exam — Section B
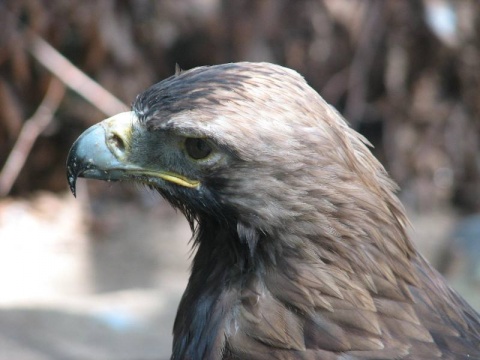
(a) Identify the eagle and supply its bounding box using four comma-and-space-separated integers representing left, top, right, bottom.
67, 62, 480, 359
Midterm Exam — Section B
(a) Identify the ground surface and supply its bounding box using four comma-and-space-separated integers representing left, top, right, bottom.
0, 186, 191, 360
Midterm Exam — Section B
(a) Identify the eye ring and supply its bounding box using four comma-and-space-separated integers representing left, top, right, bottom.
185, 138, 213, 160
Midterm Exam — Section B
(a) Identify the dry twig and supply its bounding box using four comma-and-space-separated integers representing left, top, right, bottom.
0, 78, 65, 196
27, 34, 128, 117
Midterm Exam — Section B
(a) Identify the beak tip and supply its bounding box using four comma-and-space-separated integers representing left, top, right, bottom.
69, 180, 77, 198
66, 166, 78, 197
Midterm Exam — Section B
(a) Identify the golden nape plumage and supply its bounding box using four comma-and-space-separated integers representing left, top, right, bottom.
67, 62, 480, 359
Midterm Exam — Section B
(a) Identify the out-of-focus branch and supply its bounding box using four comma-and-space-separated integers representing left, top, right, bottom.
27, 34, 128, 116
0, 78, 65, 196
0, 30, 131, 196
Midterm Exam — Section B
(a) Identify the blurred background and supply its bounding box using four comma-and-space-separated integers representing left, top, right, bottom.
0, 0, 479, 359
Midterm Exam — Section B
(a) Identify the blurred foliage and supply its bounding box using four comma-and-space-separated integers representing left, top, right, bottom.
0, 0, 479, 212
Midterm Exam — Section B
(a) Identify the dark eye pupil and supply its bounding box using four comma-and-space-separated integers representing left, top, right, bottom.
185, 138, 212, 160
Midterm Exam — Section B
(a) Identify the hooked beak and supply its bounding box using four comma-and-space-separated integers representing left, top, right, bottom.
66, 112, 136, 196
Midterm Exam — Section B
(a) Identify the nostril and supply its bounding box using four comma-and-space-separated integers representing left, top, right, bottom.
101, 112, 132, 160
111, 133, 125, 152
108, 132, 128, 160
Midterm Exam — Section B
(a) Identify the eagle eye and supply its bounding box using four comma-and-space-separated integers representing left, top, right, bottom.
185, 138, 213, 160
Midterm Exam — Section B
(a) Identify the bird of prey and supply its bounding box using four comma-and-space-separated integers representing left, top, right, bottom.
67, 62, 480, 359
